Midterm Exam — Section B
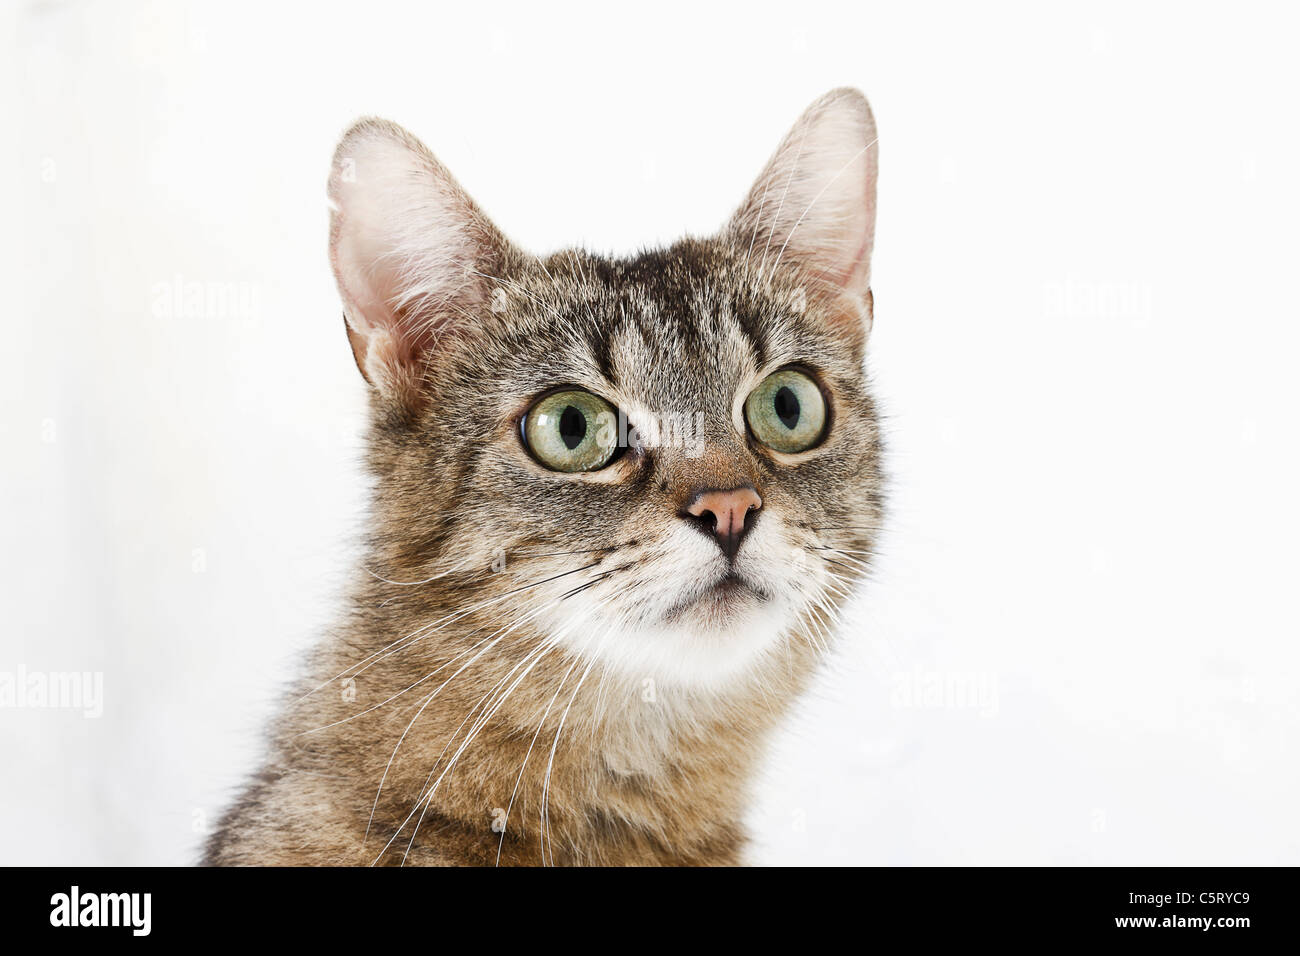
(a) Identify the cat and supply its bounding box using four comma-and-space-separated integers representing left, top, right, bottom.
204, 87, 883, 866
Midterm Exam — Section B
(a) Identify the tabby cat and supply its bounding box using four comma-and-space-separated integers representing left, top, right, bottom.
205, 87, 883, 866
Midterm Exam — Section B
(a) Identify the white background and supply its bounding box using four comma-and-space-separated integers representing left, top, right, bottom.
3, 1, 1298, 865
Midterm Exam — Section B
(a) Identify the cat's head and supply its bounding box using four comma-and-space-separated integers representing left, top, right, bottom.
329, 89, 882, 692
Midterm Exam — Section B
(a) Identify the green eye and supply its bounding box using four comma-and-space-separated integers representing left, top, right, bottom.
744, 368, 828, 453
523, 389, 620, 472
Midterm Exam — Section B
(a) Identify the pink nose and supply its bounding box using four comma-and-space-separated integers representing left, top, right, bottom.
684, 487, 762, 559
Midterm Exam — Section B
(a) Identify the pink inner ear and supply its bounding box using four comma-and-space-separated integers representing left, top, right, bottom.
731, 89, 878, 300
332, 212, 439, 372
332, 218, 397, 338
330, 214, 425, 386
327, 120, 501, 397
775, 146, 876, 296
802, 207, 874, 297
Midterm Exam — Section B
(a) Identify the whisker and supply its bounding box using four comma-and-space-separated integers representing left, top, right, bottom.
399, 634, 568, 864
294, 604, 550, 738
540, 651, 599, 865
364, 559, 475, 587
362, 586, 581, 843
296, 559, 605, 703
389, 602, 610, 864
374, 573, 620, 863
493, 604, 612, 866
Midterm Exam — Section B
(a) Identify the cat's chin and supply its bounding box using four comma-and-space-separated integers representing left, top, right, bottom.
639, 605, 791, 691
661, 572, 769, 627
560, 583, 793, 693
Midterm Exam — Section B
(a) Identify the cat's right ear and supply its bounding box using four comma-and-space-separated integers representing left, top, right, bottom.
328, 119, 509, 408
725, 88, 878, 301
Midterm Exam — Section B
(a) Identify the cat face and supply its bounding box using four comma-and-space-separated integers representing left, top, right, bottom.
329, 90, 882, 691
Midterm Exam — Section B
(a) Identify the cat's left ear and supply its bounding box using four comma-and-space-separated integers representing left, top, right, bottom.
726, 88, 878, 302
328, 118, 511, 408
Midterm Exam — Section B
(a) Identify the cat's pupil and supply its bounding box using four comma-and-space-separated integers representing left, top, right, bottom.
558, 405, 587, 450
773, 386, 800, 430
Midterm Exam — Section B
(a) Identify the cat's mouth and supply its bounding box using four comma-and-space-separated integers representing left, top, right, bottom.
662, 572, 768, 624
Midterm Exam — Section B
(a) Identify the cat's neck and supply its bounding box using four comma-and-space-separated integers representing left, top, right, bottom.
279, 589, 817, 865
